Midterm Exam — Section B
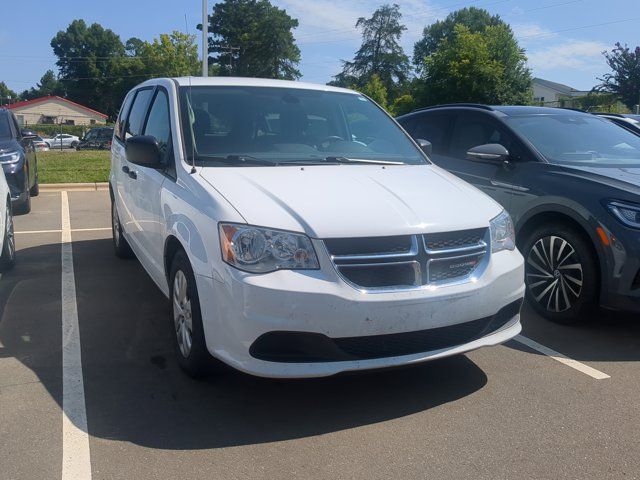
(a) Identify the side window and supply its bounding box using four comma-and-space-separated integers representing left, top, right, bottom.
115, 91, 135, 141
450, 113, 517, 159
143, 89, 171, 160
125, 88, 153, 139
404, 113, 453, 155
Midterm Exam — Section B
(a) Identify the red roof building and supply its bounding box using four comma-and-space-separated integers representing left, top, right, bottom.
3, 96, 108, 126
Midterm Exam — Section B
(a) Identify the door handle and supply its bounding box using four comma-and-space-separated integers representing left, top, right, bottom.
128, 170, 137, 180
122, 165, 130, 174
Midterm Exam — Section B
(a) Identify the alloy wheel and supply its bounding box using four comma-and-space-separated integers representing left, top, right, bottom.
526, 235, 583, 313
112, 204, 120, 247
173, 270, 193, 358
5, 205, 14, 261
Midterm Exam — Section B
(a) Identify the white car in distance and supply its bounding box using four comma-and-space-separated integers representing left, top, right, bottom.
110, 77, 525, 379
45, 134, 80, 149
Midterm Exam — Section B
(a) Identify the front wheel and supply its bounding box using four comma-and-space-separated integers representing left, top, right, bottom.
169, 250, 216, 378
522, 223, 598, 324
71, 141, 79, 149
111, 200, 133, 258
0, 201, 16, 271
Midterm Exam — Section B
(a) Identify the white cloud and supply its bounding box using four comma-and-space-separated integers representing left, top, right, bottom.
512, 23, 557, 41
526, 40, 608, 71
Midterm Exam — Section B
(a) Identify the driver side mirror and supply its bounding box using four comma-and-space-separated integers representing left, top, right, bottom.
415, 138, 432, 156
466, 143, 510, 163
126, 135, 163, 168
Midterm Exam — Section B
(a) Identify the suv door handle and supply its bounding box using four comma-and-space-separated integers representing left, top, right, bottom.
128, 170, 137, 180
122, 165, 130, 174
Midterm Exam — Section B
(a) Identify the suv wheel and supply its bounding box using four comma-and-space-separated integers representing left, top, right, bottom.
0, 201, 16, 271
169, 250, 216, 378
522, 223, 598, 324
15, 187, 31, 215
30, 168, 39, 197
111, 200, 133, 258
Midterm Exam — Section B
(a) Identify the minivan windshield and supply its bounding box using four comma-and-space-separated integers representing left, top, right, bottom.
505, 114, 640, 167
179, 86, 427, 166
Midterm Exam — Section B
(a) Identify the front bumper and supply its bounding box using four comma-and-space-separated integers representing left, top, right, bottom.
196, 248, 525, 378
2, 162, 27, 203
599, 222, 640, 313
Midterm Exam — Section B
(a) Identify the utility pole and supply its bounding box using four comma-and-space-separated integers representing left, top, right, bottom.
202, 0, 208, 77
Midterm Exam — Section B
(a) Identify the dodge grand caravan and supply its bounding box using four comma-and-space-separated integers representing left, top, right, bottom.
110, 77, 524, 378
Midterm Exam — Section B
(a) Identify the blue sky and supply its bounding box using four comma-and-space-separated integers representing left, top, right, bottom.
0, 0, 637, 94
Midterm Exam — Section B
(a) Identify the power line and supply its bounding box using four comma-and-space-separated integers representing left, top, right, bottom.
518, 16, 640, 40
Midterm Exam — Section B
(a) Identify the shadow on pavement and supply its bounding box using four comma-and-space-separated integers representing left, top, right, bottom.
1, 238, 489, 450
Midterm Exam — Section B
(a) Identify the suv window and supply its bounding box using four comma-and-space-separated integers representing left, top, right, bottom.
403, 113, 453, 155
143, 89, 171, 159
115, 91, 135, 140
125, 88, 153, 139
449, 113, 517, 159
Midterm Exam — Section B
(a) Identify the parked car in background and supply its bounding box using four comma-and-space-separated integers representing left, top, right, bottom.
110, 77, 525, 378
0, 108, 39, 214
594, 113, 640, 136
45, 133, 80, 149
32, 136, 50, 152
0, 167, 15, 271
398, 104, 640, 323
77, 127, 114, 150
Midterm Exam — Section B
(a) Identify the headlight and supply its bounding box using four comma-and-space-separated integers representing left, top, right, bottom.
607, 201, 640, 229
219, 223, 320, 273
490, 210, 515, 253
0, 151, 20, 164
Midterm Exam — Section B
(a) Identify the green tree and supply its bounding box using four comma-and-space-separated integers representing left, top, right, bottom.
415, 23, 531, 106
201, 0, 301, 79
138, 32, 199, 77
358, 74, 388, 109
389, 93, 416, 116
596, 43, 640, 111
21, 70, 65, 100
51, 19, 127, 118
0, 82, 18, 104
333, 4, 410, 99
413, 7, 504, 73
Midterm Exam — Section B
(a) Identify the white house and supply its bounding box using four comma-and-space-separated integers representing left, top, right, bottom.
532, 78, 590, 107
3, 96, 108, 126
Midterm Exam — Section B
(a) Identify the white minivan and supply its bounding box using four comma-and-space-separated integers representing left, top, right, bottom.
110, 77, 524, 378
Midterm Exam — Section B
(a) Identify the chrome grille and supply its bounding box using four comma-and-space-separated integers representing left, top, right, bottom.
326, 229, 489, 291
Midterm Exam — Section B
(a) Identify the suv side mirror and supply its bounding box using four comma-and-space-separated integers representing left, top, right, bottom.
126, 135, 163, 168
415, 138, 432, 155
466, 143, 510, 163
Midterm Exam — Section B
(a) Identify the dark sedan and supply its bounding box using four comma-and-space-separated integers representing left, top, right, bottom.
0, 108, 39, 214
398, 105, 640, 323
77, 127, 114, 150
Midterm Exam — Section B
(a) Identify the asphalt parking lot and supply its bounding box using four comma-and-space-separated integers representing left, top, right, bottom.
1, 190, 639, 480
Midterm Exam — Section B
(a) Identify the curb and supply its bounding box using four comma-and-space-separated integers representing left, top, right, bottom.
40, 182, 109, 192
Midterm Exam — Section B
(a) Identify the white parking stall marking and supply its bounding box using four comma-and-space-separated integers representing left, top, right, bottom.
514, 334, 610, 380
16, 227, 111, 235
61, 191, 93, 480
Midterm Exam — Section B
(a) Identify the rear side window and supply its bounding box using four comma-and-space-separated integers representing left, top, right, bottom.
403, 113, 452, 155
449, 113, 516, 159
125, 88, 153, 139
143, 89, 171, 159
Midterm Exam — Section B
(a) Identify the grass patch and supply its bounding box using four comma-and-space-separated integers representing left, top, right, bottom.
38, 150, 111, 184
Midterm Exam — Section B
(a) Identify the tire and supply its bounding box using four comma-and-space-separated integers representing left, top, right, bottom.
111, 200, 133, 258
71, 141, 79, 148
169, 250, 215, 378
14, 187, 31, 215
30, 167, 39, 197
522, 223, 598, 324
0, 200, 16, 272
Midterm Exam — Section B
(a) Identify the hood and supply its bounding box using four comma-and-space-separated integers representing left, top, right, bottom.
0, 139, 18, 154
560, 165, 640, 195
199, 164, 502, 238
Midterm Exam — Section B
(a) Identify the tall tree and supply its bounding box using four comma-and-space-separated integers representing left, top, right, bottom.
415, 24, 531, 106
333, 4, 410, 98
0, 82, 18, 104
596, 43, 640, 111
138, 32, 200, 78
20, 70, 65, 100
200, 0, 301, 79
413, 7, 505, 73
51, 19, 127, 118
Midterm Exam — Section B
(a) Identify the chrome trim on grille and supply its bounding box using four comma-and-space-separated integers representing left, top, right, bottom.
325, 229, 490, 293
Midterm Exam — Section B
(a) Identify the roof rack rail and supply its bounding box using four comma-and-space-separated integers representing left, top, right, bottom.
559, 107, 587, 113
411, 103, 494, 113
592, 112, 624, 117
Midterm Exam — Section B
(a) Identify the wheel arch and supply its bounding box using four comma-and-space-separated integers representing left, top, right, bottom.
164, 235, 186, 284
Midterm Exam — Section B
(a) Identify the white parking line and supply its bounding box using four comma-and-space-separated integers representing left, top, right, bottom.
60, 191, 92, 480
514, 334, 610, 380
16, 227, 111, 235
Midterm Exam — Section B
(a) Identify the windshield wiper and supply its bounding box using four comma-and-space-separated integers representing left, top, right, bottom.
198, 154, 279, 166
323, 156, 405, 165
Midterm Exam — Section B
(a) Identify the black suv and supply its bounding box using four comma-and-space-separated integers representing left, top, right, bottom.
76, 126, 114, 150
397, 104, 640, 323
0, 108, 39, 214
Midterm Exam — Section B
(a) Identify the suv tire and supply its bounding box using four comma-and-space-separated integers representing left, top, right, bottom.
111, 200, 133, 258
522, 223, 598, 324
0, 200, 15, 272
